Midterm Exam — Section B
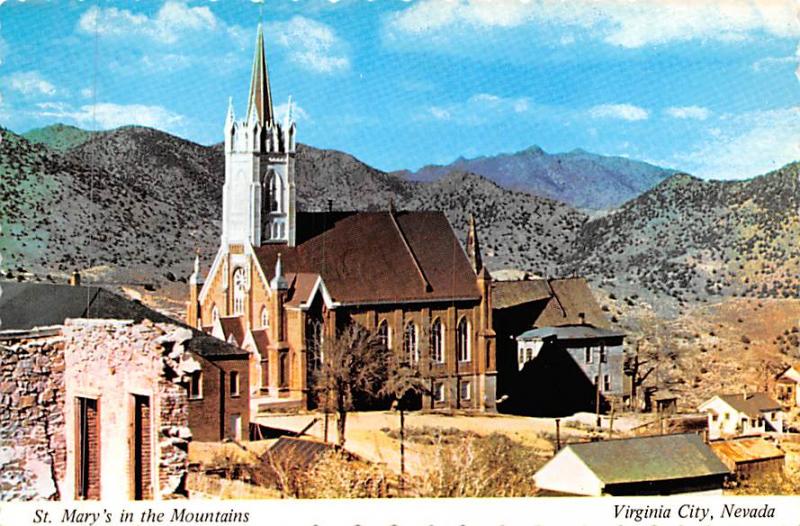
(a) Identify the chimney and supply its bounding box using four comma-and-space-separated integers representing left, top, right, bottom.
578, 312, 586, 325
69, 270, 81, 287
742, 387, 748, 401
328, 199, 333, 213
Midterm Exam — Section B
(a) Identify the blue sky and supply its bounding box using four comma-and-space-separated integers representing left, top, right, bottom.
0, 0, 798, 179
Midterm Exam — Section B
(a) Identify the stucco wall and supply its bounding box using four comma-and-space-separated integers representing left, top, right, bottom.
62, 319, 194, 500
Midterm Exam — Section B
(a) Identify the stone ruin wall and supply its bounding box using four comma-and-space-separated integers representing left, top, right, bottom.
0, 319, 198, 500
0, 333, 66, 501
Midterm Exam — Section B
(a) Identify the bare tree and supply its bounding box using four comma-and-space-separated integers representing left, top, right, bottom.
310, 322, 390, 446
380, 353, 429, 493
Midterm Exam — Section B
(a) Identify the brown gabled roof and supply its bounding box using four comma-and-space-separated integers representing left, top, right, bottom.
536, 278, 609, 328
219, 316, 247, 347
255, 211, 480, 305
491, 279, 551, 309
251, 328, 270, 356
491, 277, 610, 329
710, 438, 784, 465
284, 272, 322, 308
717, 393, 782, 418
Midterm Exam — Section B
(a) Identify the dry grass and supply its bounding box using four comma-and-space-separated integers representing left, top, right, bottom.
187, 472, 281, 499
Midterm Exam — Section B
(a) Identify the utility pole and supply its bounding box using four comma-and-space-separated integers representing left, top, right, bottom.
595, 345, 604, 428
555, 418, 561, 452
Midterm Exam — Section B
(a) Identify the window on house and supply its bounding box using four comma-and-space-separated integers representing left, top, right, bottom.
131, 394, 152, 500
593, 375, 599, 387
230, 371, 240, 397
232, 267, 246, 315
711, 413, 718, 422
460, 380, 471, 401
585, 347, 592, 363
260, 306, 269, 329
724, 412, 729, 421
457, 317, 470, 362
599, 346, 606, 363
430, 318, 444, 364
188, 371, 203, 399
75, 396, 100, 500
377, 320, 391, 350
771, 412, 776, 419
403, 322, 419, 364
434, 382, 445, 403
603, 374, 611, 392
211, 305, 219, 323
525, 347, 534, 362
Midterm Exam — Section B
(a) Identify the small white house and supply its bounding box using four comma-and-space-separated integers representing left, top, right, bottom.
698, 393, 783, 440
533, 433, 730, 496
775, 365, 800, 408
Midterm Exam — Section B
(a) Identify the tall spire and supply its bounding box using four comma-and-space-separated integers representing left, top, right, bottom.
466, 214, 483, 274
246, 23, 274, 128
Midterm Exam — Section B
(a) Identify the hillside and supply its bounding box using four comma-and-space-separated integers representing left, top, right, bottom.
567, 165, 800, 314
0, 126, 583, 287
23, 123, 97, 152
397, 146, 675, 210
2, 124, 798, 321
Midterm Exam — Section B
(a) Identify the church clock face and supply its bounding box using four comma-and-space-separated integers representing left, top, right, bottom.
234, 267, 246, 291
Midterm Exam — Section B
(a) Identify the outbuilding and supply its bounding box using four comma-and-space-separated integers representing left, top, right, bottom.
534, 433, 730, 496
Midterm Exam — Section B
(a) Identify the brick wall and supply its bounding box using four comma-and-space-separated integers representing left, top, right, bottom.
0, 335, 66, 501
188, 355, 250, 442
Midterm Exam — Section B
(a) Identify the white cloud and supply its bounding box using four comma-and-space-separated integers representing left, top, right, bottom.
589, 103, 649, 121
272, 16, 349, 74
384, 0, 800, 49
752, 54, 798, 72
77, 1, 220, 44
80, 87, 95, 99
35, 102, 185, 132
665, 106, 711, 120
6, 71, 57, 96
419, 93, 532, 124
275, 100, 310, 123
673, 106, 800, 180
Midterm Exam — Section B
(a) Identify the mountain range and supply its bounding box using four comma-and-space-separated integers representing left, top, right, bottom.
395, 146, 676, 210
2, 123, 798, 317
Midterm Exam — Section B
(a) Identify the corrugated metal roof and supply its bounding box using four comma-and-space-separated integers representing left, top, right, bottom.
568, 433, 730, 484
710, 438, 784, 464
518, 325, 625, 341
265, 437, 339, 470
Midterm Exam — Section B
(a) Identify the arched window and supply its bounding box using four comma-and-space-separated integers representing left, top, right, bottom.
403, 321, 419, 364
232, 267, 246, 315
377, 319, 391, 350
430, 318, 444, 364
260, 306, 269, 329
457, 317, 470, 362
211, 305, 219, 323
269, 172, 279, 212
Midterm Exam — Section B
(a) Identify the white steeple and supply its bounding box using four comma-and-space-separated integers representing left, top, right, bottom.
220, 24, 297, 248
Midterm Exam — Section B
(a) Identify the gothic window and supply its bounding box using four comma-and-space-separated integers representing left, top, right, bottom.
260, 306, 269, 329
403, 322, 419, 364
232, 267, 246, 315
269, 172, 279, 212
377, 320, 391, 350
457, 317, 470, 362
430, 318, 444, 363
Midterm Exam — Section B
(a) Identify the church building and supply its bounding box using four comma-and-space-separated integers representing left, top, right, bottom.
187, 25, 496, 417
